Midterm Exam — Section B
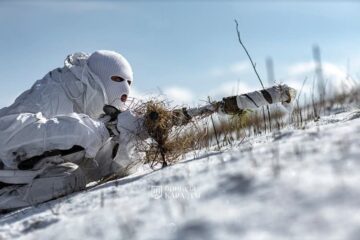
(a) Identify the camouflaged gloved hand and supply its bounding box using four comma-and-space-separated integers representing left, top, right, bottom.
85, 105, 149, 182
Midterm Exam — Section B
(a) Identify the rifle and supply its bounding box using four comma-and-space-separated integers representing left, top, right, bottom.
102, 84, 296, 168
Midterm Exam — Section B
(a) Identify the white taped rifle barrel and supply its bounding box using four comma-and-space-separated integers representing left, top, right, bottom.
171, 84, 296, 125
222, 84, 296, 114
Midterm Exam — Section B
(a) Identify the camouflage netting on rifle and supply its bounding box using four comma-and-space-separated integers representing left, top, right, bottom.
134, 101, 205, 169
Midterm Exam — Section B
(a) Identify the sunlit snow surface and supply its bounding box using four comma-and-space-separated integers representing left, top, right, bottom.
1, 110, 360, 240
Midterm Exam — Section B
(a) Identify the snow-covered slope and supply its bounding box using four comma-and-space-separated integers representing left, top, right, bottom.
1, 110, 360, 240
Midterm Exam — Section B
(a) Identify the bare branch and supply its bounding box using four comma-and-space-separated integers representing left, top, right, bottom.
234, 19, 265, 89
234, 19, 271, 131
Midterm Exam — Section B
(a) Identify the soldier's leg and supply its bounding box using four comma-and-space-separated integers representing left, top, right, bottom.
0, 162, 86, 211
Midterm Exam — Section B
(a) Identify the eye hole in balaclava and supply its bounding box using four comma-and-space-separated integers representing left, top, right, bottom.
111, 76, 132, 86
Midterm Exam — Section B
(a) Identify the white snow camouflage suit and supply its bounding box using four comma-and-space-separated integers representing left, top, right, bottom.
0, 52, 144, 210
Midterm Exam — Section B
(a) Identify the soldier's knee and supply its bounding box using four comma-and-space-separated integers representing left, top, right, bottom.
0, 163, 87, 211
38, 162, 87, 194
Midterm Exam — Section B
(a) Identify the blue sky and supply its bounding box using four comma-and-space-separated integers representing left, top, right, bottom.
0, 1, 359, 108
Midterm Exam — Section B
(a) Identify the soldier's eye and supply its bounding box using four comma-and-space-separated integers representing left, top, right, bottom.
111, 76, 125, 82
127, 80, 132, 86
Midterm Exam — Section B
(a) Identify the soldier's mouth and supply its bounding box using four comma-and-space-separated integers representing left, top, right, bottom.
121, 94, 128, 102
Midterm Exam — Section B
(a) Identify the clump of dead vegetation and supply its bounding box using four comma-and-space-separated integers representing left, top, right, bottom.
132, 100, 208, 168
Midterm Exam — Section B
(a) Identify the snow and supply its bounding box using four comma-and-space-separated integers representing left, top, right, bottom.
1, 109, 360, 240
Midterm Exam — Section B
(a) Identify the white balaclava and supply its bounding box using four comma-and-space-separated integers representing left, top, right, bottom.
87, 50, 133, 110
